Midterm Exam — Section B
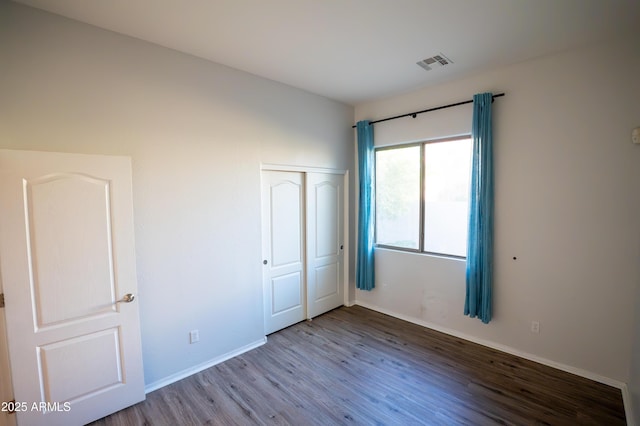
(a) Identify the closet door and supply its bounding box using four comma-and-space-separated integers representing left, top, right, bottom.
306, 173, 344, 318
261, 171, 306, 335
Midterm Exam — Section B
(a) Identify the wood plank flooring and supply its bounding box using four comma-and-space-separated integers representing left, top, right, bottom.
89, 306, 626, 425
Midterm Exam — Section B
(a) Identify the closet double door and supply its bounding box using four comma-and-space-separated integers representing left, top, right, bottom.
262, 170, 345, 335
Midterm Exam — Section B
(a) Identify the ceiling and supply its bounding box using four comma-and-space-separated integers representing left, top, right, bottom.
13, 0, 640, 106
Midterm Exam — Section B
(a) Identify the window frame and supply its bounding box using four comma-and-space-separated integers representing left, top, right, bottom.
374, 134, 472, 259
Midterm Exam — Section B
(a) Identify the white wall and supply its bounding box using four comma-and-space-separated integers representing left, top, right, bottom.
355, 35, 640, 384
0, 2, 354, 387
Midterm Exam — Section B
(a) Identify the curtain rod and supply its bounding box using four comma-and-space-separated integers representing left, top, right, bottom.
351, 93, 505, 128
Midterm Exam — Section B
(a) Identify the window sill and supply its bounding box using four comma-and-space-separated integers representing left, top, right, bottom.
374, 245, 466, 262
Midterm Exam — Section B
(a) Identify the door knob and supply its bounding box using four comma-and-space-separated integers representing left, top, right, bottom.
263, 260, 268, 265
117, 293, 135, 303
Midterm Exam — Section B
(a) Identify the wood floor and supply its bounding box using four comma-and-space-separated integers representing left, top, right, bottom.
90, 306, 626, 425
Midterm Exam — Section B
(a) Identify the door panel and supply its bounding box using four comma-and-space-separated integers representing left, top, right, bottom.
262, 171, 305, 335
315, 263, 340, 300
270, 181, 303, 267
39, 328, 123, 403
0, 149, 145, 426
306, 173, 344, 318
271, 272, 303, 314
27, 174, 116, 327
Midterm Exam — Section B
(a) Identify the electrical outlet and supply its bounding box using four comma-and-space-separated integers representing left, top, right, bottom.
531, 321, 540, 334
189, 329, 200, 344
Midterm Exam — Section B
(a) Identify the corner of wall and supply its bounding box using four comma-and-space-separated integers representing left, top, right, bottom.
621, 383, 636, 426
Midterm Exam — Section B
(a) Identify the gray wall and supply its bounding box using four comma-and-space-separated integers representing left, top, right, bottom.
0, 2, 354, 388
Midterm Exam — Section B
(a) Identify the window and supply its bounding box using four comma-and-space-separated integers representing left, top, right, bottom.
375, 136, 472, 257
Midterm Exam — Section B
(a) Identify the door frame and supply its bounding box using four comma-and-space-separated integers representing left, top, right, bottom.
0, 269, 16, 426
260, 164, 350, 319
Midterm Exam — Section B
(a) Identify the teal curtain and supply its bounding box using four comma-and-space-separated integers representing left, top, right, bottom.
465, 92, 494, 323
356, 120, 375, 291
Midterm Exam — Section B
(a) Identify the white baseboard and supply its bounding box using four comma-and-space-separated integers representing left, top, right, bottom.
353, 301, 627, 389
144, 337, 267, 394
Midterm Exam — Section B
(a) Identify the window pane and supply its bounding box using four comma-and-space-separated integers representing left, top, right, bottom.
375, 146, 420, 249
423, 138, 472, 257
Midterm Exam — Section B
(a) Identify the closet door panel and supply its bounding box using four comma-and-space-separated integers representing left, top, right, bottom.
261, 171, 306, 334
306, 173, 344, 318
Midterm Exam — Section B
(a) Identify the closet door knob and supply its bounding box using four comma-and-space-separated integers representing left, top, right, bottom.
263, 260, 268, 265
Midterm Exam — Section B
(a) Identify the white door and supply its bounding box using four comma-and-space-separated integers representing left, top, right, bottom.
0, 149, 145, 426
306, 173, 344, 318
262, 171, 306, 335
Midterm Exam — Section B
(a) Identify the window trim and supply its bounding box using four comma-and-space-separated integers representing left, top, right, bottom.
374, 134, 472, 260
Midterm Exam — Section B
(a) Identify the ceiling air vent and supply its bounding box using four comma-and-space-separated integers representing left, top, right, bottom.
417, 53, 453, 71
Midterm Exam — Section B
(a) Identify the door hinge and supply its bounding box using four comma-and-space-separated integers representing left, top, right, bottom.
0, 293, 4, 308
